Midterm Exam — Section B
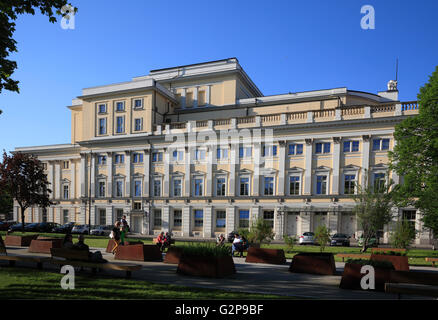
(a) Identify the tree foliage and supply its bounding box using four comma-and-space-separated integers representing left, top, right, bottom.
0, 188, 13, 217
0, 1, 76, 110
314, 225, 331, 252
248, 218, 275, 245
389, 66, 438, 237
389, 219, 416, 250
0, 151, 52, 231
353, 173, 395, 252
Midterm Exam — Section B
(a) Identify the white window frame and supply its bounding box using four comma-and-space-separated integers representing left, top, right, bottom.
133, 98, 143, 110
134, 118, 143, 132
262, 175, 276, 196
215, 175, 227, 196
114, 178, 124, 197
115, 101, 125, 112
192, 175, 205, 197
97, 103, 107, 114
342, 170, 359, 195
153, 177, 162, 197
314, 168, 330, 195
239, 174, 251, 196
116, 115, 125, 134
97, 179, 106, 198
171, 175, 183, 197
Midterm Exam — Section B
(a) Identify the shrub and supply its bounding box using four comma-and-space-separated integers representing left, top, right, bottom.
177, 243, 231, 258
283, 234, 297, 253
389, 219, 416, 250
248, 218, 275, 245
314, 225, 331, 252
372, 251, 406, 256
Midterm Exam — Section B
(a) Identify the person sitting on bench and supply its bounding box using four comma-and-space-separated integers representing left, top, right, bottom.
156, 232, 165, 251
232, 234, 244, 257
162, 232, 172, 251
216, 234, 225, 247
73, 234, 89, 251
62, 234, 74, 249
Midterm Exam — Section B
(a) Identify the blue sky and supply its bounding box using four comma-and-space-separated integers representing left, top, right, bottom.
0, 0, 437, 153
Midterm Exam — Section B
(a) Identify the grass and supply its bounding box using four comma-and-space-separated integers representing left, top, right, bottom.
2, 231, 437, 266
0, 267, 291, 300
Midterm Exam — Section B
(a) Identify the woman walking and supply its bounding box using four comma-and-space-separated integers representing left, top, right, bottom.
111, 221, 122, 254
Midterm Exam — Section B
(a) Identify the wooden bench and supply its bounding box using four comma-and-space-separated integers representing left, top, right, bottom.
50, 248, 142, 278
0, 254, 51, 269
336, 253, 371, 262
425, 257, 438, 267
385, 283, 438, 298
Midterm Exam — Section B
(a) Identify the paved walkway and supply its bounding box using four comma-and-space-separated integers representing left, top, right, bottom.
2, 246, 437, 300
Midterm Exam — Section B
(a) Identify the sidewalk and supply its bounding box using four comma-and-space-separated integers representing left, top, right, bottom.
3, 246, 437, 300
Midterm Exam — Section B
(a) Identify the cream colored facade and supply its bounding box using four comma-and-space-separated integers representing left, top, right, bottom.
14, 57, 431, 244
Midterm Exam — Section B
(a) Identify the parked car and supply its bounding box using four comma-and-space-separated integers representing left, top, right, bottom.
36, 222, 60, 233
330, 233, 351, 247
71, 224, 90, 235
299, 232, 315, 245
90, 225, 113, 236
357, 235, 379, 247
0, 221, 15, 231
8, 223, 26, 232
24, 223, 40, 232
53, 222, 76, 234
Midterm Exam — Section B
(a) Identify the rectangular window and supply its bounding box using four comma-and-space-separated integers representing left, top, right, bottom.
173, 210, 182, 227
152, 152, 163, 162
98, 104, 106, 114
98, 181, 106, 198
99, 209, 106, 225
153, 179, 161, 197
99, 118, 107, 135
240, 177, 249, 196
173, 179, 182, 197
262, 145, 277, 157
344, 174, 356, 195
114, 154, 125, 164
172, 150, 184, 162
134, 118, 142, 131
63, 210, 69, 224
316, 175, 327, 195
316, 142, 331, 154
373, 138, 390, 151
216, 210, 226, 229
239, 210, 249, 228
194, 179, 203, 196
194, 210, 203, 228
133, 202, 141, 210
264, 176, 274, 195
63, 185, 69, 199
134, 180, 142, 197
216, 177, 226, 196
288, 143, 303, 155
116, 209, 124, 222
343, 141, 360, 153
239, 146, 252, 158
289, 176, 300, 195
154, 210, 162, 228
63, 161, 69, 169
381, 138, 390, 150
116, 101, 125, 112
134, 99, 143, 109
97, 155, 107, 165
116, 180, 123, 197
263, 211, 274, 228
133, 153, 144, 163
116, 116, 125, 133
217, 148, 228, 160
374, 173, 386, 191
195, 149, 206, 160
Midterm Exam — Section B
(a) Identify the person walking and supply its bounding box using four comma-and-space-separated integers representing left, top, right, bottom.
111, 221, 122, 254
120, 218, 130, 245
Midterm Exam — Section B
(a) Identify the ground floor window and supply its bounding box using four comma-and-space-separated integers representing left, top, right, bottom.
173, 209, 182, 229
116, 209, 124, 222
215, 210, 226, 229
154, 209, 162, 228
42, 208, 47, 223
402, 210, 417, 233
194, 210, 203, 228
263, 210, 274, 228
239, 210, 249, 228
63, 209, 69, 224
99, 209, 106, 225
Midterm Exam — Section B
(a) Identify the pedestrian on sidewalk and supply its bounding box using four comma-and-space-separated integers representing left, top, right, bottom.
111, 221, 122, 254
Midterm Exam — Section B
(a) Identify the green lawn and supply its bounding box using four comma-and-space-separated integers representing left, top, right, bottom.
0, 267, 290, 300
2, 231, 437, 267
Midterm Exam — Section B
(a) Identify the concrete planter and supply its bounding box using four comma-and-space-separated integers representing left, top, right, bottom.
370, 254, 409, 271
177, 255, 236, 278
28, 238, 63, 254
164, 247, 184, 264
289, 252, 336, 275
114, 244, 162, 262
245, 247, 286, 265
105, 239, 143, 253
339, 262, 393, 291
5, 234, 39, 247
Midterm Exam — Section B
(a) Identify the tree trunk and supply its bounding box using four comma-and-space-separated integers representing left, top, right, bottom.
20, 206, 26, 233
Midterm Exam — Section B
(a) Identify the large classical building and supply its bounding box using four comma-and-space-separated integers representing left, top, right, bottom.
14, 57, 431, 244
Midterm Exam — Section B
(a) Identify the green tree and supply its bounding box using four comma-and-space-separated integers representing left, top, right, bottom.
389, 219, 416, 250
314, 225, 331, 252
0, 1, 76, 113
354, 173, 395, 253
0, 189, 13, 218
0, 152, 52, 231
389, 66, 438, 240
248, 218, 275, 245
283, 234, 297, 253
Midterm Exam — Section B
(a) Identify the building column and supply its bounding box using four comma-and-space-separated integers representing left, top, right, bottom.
193, 86, 199, 108
204, 146, 213, 196
55, 207, 61, 224
106, 206, 113, 226
55, 161, 61, 199
71, 161, 76, 200
80, 153, 87, 198
332, 137, 341, 195
300, 210, 311, 233
253, 142, 261, 196
225, 206, 236, 236
391, 136, 400, 185
182, 206, 191, 237
163, 149, 170, 197
90, 154, 96, 197
184, 147, 191, 197
229, 144, 237, 196
278, 141, 286, 196
181, 88, 187, 109
162, 206, 170, 233
49, 161, 55, 200
304, 139, 313, 195
125, 151, 131, 197
90, 206, 96, 226
250, 206, 261, 226
79, 205, 86, 224
13, 205, 19, 222
362, 135, 371, 187
203, 206, 214, 238
274, 207, 286, 240
206, 85, 211, 107
327, 208, 339, 234
107, 152, 113, 198
143, 149, 150, 197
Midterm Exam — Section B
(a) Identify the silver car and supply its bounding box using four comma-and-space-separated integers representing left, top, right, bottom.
299, 232, 315, 245
90, 225, 112, 236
